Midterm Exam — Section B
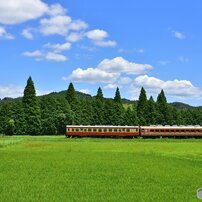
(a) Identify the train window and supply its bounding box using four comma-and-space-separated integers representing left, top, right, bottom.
171, 130, 174, 132
84, 129, 86, 132
93, 128, 97, 132
191, 130, 194, 132
150, 129, 154, 132
80, 128, 83, 131
98, 129, 102, 132
122, 129, 125, 132
176, 129, 179, 132
88, 128, 91, 132
119, 129, 122, 132
72, 128, 74, 132
109, 129, 112, 132
156, 129, 159, 132
76, 128, 79, 132
160, 129, 164, 132
114, 129, 117, 132
181, 130, 185, 132
127, 129, 130, 132
104, 128, 107, 132
166, 129, 169, 132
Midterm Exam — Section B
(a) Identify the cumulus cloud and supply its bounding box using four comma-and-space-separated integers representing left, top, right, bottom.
23, 50, 67, 62
0, 0, 48, 25
79, 89, 91, 94
40, 15, 71, 36
39, 5, 88, 37
47, 3, 66, 16
21, 28, 34, 40
0, 85, 24, 98
85, 29, 108, 41
45, 52, 67, 62
43, 42, 71, 53
66, 32, 83, 42
171, 30, 186, 40
23, 50, 43, 57
97, 57, 152, 75
65, 68, 119, 83
0, 26, 14, 39
65, 57, 152, 84
104, 84, 118, 89
85, 29, 117, 47
131, 75, 202, 98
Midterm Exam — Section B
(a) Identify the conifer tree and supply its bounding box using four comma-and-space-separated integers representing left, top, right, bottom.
147, 96, 157, 125
93, 87, 104, 124
66, 82, 77, 106
96, 87, 104, 102
22, 76, 41, 135
114, 87, 122, 103
113, 88, 124, 125
137, 87, 147, 125
156, 90, 169, 125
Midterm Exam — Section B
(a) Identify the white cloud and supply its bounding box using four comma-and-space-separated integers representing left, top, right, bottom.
39, 15, 88, 36
23, 50, 43, 57
23, 50, 67, 62
131, 75, 202, 98
85, 29, 116, 47
65, 57, 153, 84
0, 85, 24, 98
0, 26, 14, 39
43, 42, 71, 53
21, 28, 34, 40
69, 20, 88, 31
172, 30, 186, 39
79, 89, 91, 94
97, 57, 153, 75
85, 29, 108, 41
94, 40, 116, 47
47, 3, 66, 16
0, 0, 48, 25
104, 84, 118, 89
40, 15, 71, 36
45, 52, 67, 62
65, 68, 119, 83
67, 32, 83, 42
118, 77, 132, 85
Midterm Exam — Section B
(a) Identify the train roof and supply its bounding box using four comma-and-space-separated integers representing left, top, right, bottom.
142, 125, 202, 129
66, 125, 139, 128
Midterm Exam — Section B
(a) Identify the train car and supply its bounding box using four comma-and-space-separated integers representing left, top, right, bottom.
66, 125, 139, 138
140, 125, 202, 137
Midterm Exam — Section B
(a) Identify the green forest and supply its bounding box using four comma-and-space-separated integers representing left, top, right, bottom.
0, 76, 202, 136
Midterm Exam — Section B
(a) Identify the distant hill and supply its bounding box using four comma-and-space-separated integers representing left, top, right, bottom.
169, 102, 193, 110
0, 90, 201, 110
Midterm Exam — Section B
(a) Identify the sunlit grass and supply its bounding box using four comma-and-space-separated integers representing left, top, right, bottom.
0, 136, 202, 202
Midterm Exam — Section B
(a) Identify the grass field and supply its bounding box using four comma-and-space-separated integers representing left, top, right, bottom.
0, 136, 202, 202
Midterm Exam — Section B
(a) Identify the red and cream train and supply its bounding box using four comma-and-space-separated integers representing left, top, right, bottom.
66, 125, 202, 138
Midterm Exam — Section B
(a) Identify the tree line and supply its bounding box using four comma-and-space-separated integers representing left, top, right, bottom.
0, 76, 201, 135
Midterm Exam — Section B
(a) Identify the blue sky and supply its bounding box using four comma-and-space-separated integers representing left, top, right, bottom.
0, 0, 202, 106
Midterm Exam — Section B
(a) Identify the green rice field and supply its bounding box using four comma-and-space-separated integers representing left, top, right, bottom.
0, 136, 202, 202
